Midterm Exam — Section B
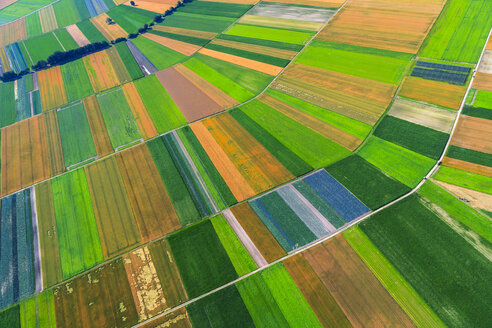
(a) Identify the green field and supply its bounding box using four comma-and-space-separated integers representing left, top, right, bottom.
26, 13, 43, 38
296, 41, 411, 85
107, 5, 155, 33
462, 106, 492, 120
60, 58, 94, 102
183, 57, 255, 102
374, 116, 449, 160
0, 0, 52, 25
433, 166, 492, 194
230, 108, 313, 177
419, 181, 492, 243
187, 285, 255, 328
0, 305, 19, 327
149, 29, 210, 46
358, 137, 435, 187
344, 227, 445, 328
240, 100, 351, 168
159, 12, 235, 33
57, 103, 97, 167
178, 1, 252, 18
218, 34, 303, 52
53, 29, 79, 51
360, 194, 492, 327
326, 155, 411, 210
115, 42, 144, 80
473, 90, 492, 108
419, 0, 492, 63
146, 136, 200, 224
131, 36, 185, 70
266, 88, 372, 140
96, 89, 142, 149
24, 33, 64, 64
226, 24, 313, 45
51, 169, 103, 279
76, 19, 107, 43
177, 126, 237, 207
53, 0, 84, 27
19, 290, 56, 328
168, 219, 238, 298
0, 82, 16, 128
446, 145, 492, 167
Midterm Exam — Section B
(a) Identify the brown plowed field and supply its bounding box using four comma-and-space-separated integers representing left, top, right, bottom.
66, 24, 90, 47
54, 258, 138, 328
450, 115, 492, 154
83, 95, 113, 157
259, 93, 363, 150
143, 33, 201, 56
230, 202, 286, 263
91, 13, 127, 40
198, 48, 283, 76
116, 144, 181, 243
283, 254, 352, 327
156, 67, 223, 122
442, 157, 492, 177
399, 76, 466, 110
44, 110, 65, 176
0, 18, 26, 47
190, 121, 256, 201
304, 235, 415, 327
122, 83, 158, 139
38, 66, 68, 111
434, 180, 492, 212
123, 0, 178, 13
85, 157, 141, 259
472, 72, 492, 92
83, 50, 120, 93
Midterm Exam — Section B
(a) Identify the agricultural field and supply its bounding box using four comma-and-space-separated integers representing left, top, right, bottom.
0, 0, 491, 326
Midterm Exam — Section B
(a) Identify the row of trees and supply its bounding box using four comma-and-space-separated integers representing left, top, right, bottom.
0, 0, 194, 82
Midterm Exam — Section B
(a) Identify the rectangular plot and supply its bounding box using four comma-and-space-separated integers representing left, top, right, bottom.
121, 83, 157, 139
51, 169, 103, 279
238, 14, 323, 31
450, 115, 492, 155
116, 143, 181, 243
91, 13, 127, 40
38, 5, 58, 33
66, 24, 90, 46
114, 41, 144, 80
54, 258, 138, 328
142, 33, 201, 56
19, 290, 57, 328
303, 170, 370, 222
38, 66, 68, 111
304, 235, 414, 327
83, 95, 113, 157
139, 308, 191, 328
85, 157, 141, 258
97, 89, 143, 149
57, 103, 97, 167
60, 59, 94, 102
411, 67, 468, 85
226, 24, 312, 45
167, 220, 238, 298
106, 45, 132, 84
83, 50, 120, 93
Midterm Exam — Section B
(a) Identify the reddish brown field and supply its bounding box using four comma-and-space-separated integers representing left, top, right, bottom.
121, 83, 158, 139
123, 246, 167, 321
303, 235, 415, 327
140, 307, 192, 328
0, 18, 26, 47
0, 112, 64, 196
174, 63, 239, 109
38, 66, 68, 111
399, 76, 466, 110
317, 0, 444, 53
450, 115, 492, 154
259, 93, 363, 150
442, 157, 492, 177
83, 95, 113, 157
156, 67, 223, 122
472, 72, 492, 92
202, 113, 294, 194
91, 14, 127, 40
198, 48, 283, 76
143, 33, 201, 56
230, 202, 286, 263
116, 143, 181, 243
148, 239, 188, 308
283, 254, 352, 327
54, 258, 138, 328
190, 121, 256, 201
85, 157, 141, 259
66, 24, 90, 47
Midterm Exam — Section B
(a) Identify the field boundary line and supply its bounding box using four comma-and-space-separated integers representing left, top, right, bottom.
0, 0, 60, 28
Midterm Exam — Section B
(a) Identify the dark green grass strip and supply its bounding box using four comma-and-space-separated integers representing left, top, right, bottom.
114, 42, 144, 80
187, 285, 255, 328
0, 82, 16, 128
230, 108, 312, 177
177, 1, 252, 18
462, 106, 492, 120
107, 5, 158, 33
446, 145, 492, 167
374, 116, 448, 160
158, 13, 234, 33
179, 126, 237, 207
147, 136, 200, 225
360, 194, 492, 327
205, 43, 289, 67
168, 219, 238, 298
148, 30, 210, 46
0, 304, 20, 328
326, 155, 411, 210
217, 34, 303, 51
76, 20, 107, 43
311, 40, 414, 60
